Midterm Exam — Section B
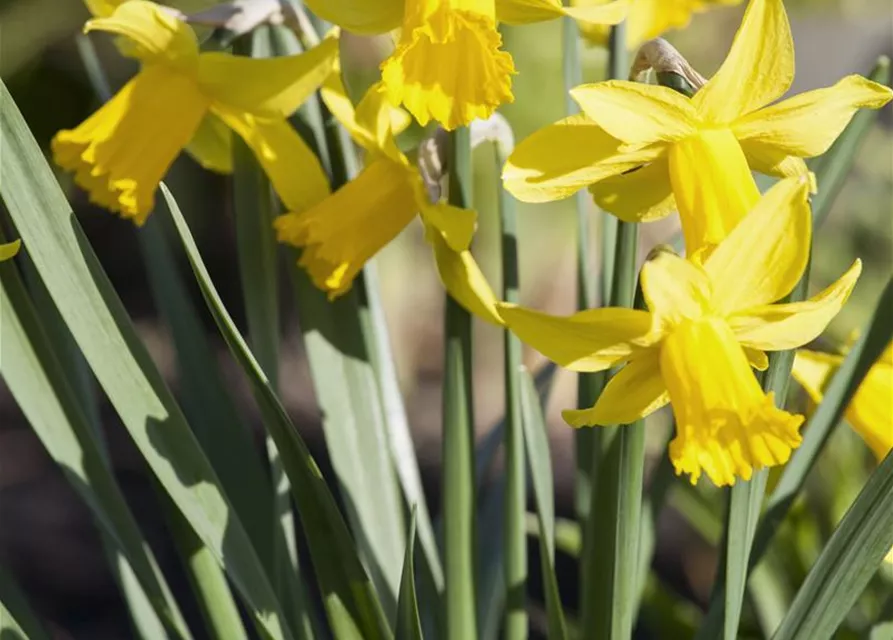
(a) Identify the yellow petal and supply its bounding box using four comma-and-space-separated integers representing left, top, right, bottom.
792, 349, 841, 405
381, 0, 516, 129
745, 347, 769, 371
495, 0, 627, 25
732, 75, 893, 157
184, 113, 233, 174
421, 202, 477, 252
570, 80, 699, 146
502, 114, 657, 203
52, 66, 209, 225
198, 37, 338, 118
588, 158, 676, 223
662, 317, 804, 486
694, 0, 794, 124
0, 239, 21, 261
563, 350, 668, 427
302, 0, 404, 34
703, 176, 811, 314
667, 127, 760, 254
728, 260, 862, 351
275, 158, 417, 298
740, 139, 809, 178
85, 0, 199, 68
640, 252, 712, 333
846, 358, 893, 461
213, 107, 330, 214
496, 302, 655, 372
430, 232, 504, 326
84, 0, 122, 17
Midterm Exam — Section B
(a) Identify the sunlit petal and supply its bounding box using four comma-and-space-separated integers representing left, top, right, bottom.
198, 37, 338, 118
588, 158, 676, 223
214, 107, 330, 214
302, 0, 404, 34
791, 349, 841, 405
728, 260, 862, 351
694, 0, 793, 123
563, 350, 668, 427
740, 139, 809, 178
703, 177, 811, 314
184, 113, 233, 174
503, 114, 657, 203
421, 202, 477, 252
430, 232, 504, 326
85, 0, 198, 68
0, 240, 21, 261
570, 80, 699, 146
662, 317, 804, 486
497, 303, 655, 372
495, 0, 628, 24
732, 75, 893, 157
847, 359, 893, 461
640, 252, 712, 330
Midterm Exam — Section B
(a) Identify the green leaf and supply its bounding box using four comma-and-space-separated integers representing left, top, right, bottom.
520, 369, 569, 640
582, 218, 643, 640
0, 563, 51, 639
0, 250, 194, 640
395, 510, 423, 640
0, 78, 291, 640
773, 447, 893, 639
159, 185, 392, 639
442, 125, 478, 640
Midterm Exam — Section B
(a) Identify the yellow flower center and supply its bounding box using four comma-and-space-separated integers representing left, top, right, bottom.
381, 0, 516, 129
660, 316, 803, 486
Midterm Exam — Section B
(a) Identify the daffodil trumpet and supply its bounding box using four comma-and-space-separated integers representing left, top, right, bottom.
498, 177, 861, 486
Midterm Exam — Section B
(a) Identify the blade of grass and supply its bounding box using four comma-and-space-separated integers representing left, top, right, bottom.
273, 23, 407, 617
443, 125, 478, 640
772, 447, 893, 639
0, 235, 194, 640
0, 564, 50, 640
494, 126, 527, 639
159, 184, 393, 639
396, 510, 423, 640
0, 78, 292, 640
520, 369, 569, 640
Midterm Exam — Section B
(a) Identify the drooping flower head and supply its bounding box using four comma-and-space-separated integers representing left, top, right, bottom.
504, 0, 893, 256
275, 70, 502, 324
497, 178, 862, 485
574, 0, 743, 50
304, 0, 628, 130
54, 1, 337, 224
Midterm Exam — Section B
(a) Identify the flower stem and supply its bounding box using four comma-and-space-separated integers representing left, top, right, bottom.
495, 132, 527, 639
443, 126, 478, 640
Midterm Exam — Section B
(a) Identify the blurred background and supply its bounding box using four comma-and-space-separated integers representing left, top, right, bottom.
1, 0, 891, 637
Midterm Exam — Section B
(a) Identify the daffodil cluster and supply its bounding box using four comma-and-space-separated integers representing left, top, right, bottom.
498, 0, 892, 485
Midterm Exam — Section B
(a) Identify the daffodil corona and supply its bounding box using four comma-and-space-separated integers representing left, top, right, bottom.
54, 1, 336, 224
275, 75, 503, 324
305, 0, 628, 129
504, 0, 893, 255
498, 178, 861, 486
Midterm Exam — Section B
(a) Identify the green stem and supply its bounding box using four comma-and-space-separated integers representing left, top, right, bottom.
496, 137, 526, 639
443, 126, 478, 640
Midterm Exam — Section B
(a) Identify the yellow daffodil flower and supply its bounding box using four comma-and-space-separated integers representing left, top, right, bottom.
574, 0, 742, 50
54, 1, 336, 224
304, 0, 628, 130
497, 178, 862, 486
503, 0, 893, 255
793, 340, 892, 563
275, 72, 502, 323
0, 240, 21, 261
793, 340, 892, 462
